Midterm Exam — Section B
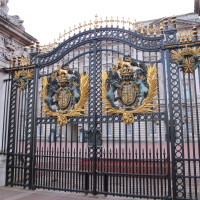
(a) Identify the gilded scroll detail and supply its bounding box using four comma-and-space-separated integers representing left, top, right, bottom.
171, 46, 200, 74
13, 69, 34, 90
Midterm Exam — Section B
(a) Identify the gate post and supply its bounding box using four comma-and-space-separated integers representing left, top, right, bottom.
88, 30, 102, 194
165, 28, 186, 199
23, 66, 39, 189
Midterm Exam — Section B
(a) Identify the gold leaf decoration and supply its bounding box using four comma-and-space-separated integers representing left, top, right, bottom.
14, 69, 34, 90
102, 64, 158, 124
171, 46, 200, 74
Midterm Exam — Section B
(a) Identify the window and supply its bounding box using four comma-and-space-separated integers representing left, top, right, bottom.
150, 123, 157, 136
71, 124, 78, 142
107, 123, 113, 136
185, 84, 190, 100
187, 122, 193, 135
127, 124, 133, 136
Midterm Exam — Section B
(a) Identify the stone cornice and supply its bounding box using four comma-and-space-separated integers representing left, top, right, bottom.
0, 16, 37, 46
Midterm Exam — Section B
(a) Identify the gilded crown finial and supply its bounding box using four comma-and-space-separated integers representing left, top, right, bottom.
171, 15, 177, 25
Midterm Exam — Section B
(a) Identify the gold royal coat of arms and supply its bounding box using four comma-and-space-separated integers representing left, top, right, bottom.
102, 55, 158, 124
42, 65, 89, 125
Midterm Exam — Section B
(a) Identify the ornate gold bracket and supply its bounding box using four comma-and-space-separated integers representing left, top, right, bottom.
171, 46, 200, 74
13, 69, 34, 90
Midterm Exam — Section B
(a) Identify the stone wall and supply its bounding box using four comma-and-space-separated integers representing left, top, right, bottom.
0, 0, 37, 186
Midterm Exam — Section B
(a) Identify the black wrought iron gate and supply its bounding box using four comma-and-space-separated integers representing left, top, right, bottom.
1, 18, 200, 200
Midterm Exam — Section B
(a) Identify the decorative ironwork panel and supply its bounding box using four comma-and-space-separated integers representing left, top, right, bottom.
6, 75, 17, 186
23, 68, 38, 188
166, 48, 186, 199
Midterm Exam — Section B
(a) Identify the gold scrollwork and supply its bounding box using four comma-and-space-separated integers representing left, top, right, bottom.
14, 69, 34, 90
102, 64, 158, 124
171, 46, 200, 74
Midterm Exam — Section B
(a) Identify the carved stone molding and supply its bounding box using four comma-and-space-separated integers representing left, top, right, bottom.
0, 0, 24, 30
0, 34, 29, 62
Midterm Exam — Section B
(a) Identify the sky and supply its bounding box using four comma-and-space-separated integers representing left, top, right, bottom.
8, 0, 194, 45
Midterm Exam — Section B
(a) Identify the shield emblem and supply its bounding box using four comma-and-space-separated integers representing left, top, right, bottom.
57, 87, 72, 110
119, 82, 137, 106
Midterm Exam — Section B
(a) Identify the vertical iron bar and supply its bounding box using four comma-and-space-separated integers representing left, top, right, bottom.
89, 29, 99, 195
193, 71, 200, 199
161, 46, 171, 198
31, 67, 39, 189
188, 72, 198, 198
119, 121, 122, 194
183, 73, 192, 198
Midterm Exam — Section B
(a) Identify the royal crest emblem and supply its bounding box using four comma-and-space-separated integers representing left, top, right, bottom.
102, 55, 158, 124
42, 65, 89, 125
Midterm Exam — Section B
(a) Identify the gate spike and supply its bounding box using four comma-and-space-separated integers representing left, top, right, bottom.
153, 24, 157, 36
59, 32, 62, 42
171, 15, 177, 29
83, 21, 87, 30
116, 16, 119, 27
106, 16, 108, 27
48, 42, 51, 51
156, 148, 159, 155
122, 16, 125, 28
78, 23, 82, 32
89, 20, 92, 30
147, 25, 150, 36
183, 32, 188, 42
115, 148, 118, 158
64, 29, 66, 40
188, 32, 193, 41
68, 27, 71, 38
73, 25, 75, 35
100, 17, 103, 27
94, 14, 99, 28
159, 23, 164, 35
192, 25, 198, 41
163, 148, 166, 157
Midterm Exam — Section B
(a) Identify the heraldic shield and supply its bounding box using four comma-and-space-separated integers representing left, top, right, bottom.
42, 65, 89, 126
102, 55, 158, 124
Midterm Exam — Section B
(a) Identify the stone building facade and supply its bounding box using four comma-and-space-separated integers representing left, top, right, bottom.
0, 0, 36, 186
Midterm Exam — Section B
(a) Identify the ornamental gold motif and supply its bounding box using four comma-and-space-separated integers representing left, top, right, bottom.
102, 55, 158, 124
42, 65, 89, 126
171, 46, 200, 74
13, 69, 34, 90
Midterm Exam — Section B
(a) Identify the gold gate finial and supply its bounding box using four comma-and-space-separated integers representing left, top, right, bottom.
94, 14, 99, 28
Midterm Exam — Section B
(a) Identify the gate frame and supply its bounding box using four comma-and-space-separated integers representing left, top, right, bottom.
3, 19, 200, 200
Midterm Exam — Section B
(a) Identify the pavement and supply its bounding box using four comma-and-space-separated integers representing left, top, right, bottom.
0, 186, 137, 200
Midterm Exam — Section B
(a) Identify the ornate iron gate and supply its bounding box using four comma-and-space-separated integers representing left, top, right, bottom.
1, 17, 200, 200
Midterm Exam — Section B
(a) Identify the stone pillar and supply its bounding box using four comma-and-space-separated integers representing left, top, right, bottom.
0, 0, 36, 186
0, 42, 9, 187
0, 155, 6, 186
